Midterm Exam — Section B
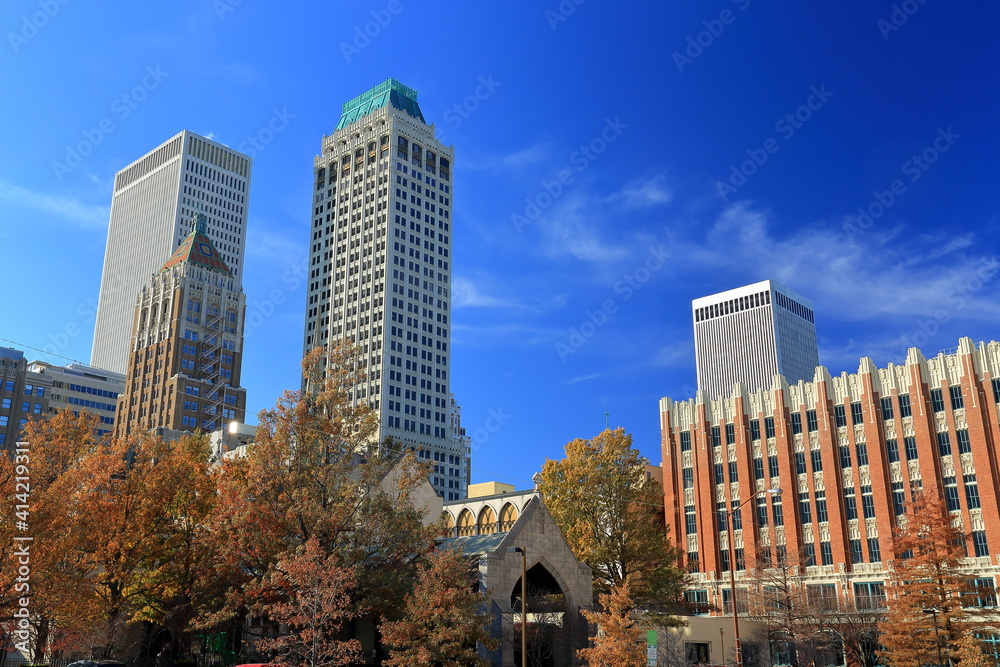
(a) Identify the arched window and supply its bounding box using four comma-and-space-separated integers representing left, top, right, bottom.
478, 506, 496, 534
499, 503, 518, 531
457, 509, 475, 537
443, 512, 455, 538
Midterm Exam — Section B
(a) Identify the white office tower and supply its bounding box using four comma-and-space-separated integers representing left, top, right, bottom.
693, 279, 819, 399
303, 79, 466, 499
92, 130, 251, 374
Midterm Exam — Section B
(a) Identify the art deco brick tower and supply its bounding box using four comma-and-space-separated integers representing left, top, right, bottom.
115, 213, 247, 438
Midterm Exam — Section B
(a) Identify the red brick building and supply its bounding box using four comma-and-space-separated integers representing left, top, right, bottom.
660, 337, 999, 616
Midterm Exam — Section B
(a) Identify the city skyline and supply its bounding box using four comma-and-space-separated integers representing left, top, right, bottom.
0, 2, 997, 488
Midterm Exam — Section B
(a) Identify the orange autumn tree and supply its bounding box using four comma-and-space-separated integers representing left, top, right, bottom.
381, 547, 496, 667
206, 343, 436, 641
578, 583, 645, 667
878, 493, 988, 667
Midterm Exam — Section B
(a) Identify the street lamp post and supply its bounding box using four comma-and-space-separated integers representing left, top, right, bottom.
509, 546, 527, 667
726, 487, 781, 667
923, 607, 947, 667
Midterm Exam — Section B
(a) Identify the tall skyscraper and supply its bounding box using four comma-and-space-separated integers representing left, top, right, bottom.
114, 214, 247, 438
303, 78, 467, 499
693, 279, 819, 399
92, 130, 251, 374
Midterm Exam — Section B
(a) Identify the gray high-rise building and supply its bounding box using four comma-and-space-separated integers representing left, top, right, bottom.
92, 130, 251, 374
692, 279, 819, 399
303, 78, 468, 500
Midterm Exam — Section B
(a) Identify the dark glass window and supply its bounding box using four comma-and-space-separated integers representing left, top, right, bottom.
815, 492, 828, 522
717, 502, 728, 531
799, 492, 812, 524
804, 543, 816, 567
957, 429, 972, 454
768, 455, 780, 478
861, 485, 875, 519
944, 476, 960, 511
795, 452, 807, 474
736, 548, 746, 571
711, 425, 721, 448
886, 438, 900, 463
854, 582, 886, 609
680, 431, 691, 451
753, 458, 764, 480
765, 417, 775, 438
880, 397, 894, 420
938, 432, 953, 457
851, 402, 864, 424
850, 539, 864, 564
834, 405, 847, 427
811, 450, 823, 472
756, 497, 768, 526
964, 474, 981, 510
891, 482, 906, 515
899, 394, 912, 417
732, 507, 742, 530
839, 445, 852, 469
749, 419, 761, 441
820, 542, 833, 566
949, 385, 964, 410
720, 548, 730, 571
844, 492, 858, 520
867, 538, 882, 563
791, 412, 802, 434
685, 505, 697, 535
726, 423, 736, 444
993, 378, 1000, 403
931, 388, 945, 412
967, 578, 997, 608
772, 499, 784, 526
856, 442, 869, 466
973, 531, 990, 557
904, 436, 918, 460
807, 410, 818, 431
683, 468, 694, 489
714, 463, 725, 485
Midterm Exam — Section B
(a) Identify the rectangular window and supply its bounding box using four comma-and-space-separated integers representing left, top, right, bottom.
816, 492, 828, 522
931, 388, 945, 412
686, 552, 700, 574
728, 461, 738, 483
753, 458, 764, 480
715, 463, 725, 485
720, 548, 730, 572
886, 438, 900, 463
725, 423, 736, 444
851, 402, 864, 424
765, 417, 775, 438
680, 431, 691, 452
685, 505, 697, 535
799, 492, 812, 524
791, 412, 802, 434
904, 436, 918, 460
839, 445, 852, 469
0, 398, 8, 409
973, 531, 990, 557
756, 497, 768, 526
834, 405, 847, 427
731, 507, 742, 530
807, 410, 818, 432
854, 582, 886, 609
938, 432, 953, 457
735, 547, 746, 571
957, 429, 972, 454
684, 589, 710, 614
772, 499, 784, 526
944, 476, 960, 511
711, 426, 721, 448
717, 502, 728, 532
965, 474, 981, 510
768, 455, 779, 478
892, 482, 906, 515
795, 452, 807, 474
749, 419, 761, 441
844, 493, 858, 520
994, 378, 1000, 403
967, 578, 997, 608
899, 394, 912, 418
804, 543, 816, 567
861, 485, 875, 519
821, 541, 833, 566
881, 396, 895, 420
856, 442, 869, 466
867, 538, 882, 563
850, 539, 864, 564
683, 468, 693, 489
950, 385, 964, 410
811, 449, 823, 472
808, 583, 837, 609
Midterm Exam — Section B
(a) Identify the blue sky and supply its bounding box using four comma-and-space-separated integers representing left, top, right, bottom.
1, 1, 997, 489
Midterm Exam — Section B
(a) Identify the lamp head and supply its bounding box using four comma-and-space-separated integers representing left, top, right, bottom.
766, 487, 782, 496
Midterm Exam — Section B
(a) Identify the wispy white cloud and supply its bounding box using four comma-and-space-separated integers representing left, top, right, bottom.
461, 142, 552, 171
245, 224, 306, 268
567, 372, 603, 385
0, 181, 108, 229
452, 276, 520, 308
603, 172, 672, 209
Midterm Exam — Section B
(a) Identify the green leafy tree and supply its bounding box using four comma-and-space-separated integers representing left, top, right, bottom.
381, 547, 496, 666
539, 428, 685, 607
